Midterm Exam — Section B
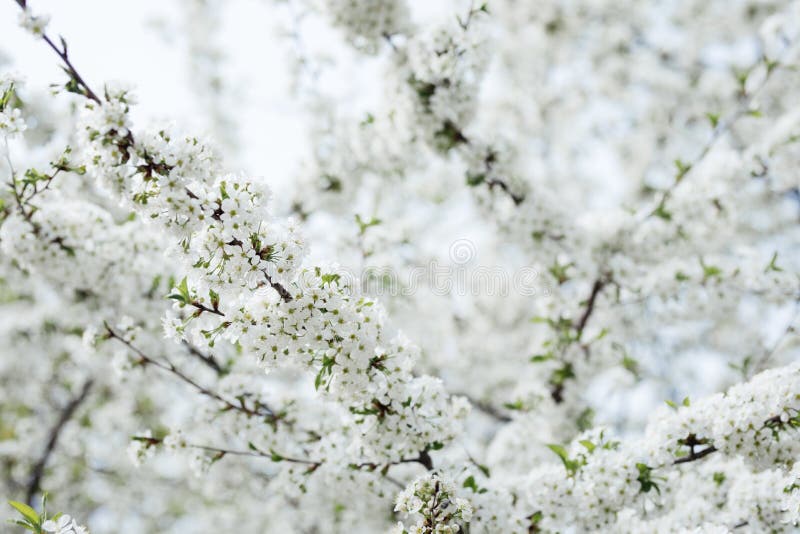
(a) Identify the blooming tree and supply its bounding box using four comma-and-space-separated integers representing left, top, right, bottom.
2, 0, 800, 532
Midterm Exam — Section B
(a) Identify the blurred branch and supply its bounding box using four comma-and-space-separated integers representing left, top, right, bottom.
26, 378, 94, 505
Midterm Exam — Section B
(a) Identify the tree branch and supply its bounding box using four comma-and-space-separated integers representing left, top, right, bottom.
104, 324, 282, 424
574, 277, 607, 340
25, 379, 94, 505
182, 341, 225, 374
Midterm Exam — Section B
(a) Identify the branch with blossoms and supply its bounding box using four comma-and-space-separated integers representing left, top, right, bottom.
103, 324, 284, 425
532, 361, 800, 531
11, 0, 465, 476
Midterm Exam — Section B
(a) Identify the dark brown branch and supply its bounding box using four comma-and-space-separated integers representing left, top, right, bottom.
402, 449, 434, 471
265, 274, 293, 302
41, 34, 101, 103
104, 324, 281, 424
190, 300, 225, 317
26, 379, 94, 505
459, 393, 512, 423
135, 436, 321, 472
13, 0, 100, 103
574, 278, 606, 340
357, 449, 435, 472
672, 445, 718, 465
182, 341, 224, 374
486, 178, 524, 206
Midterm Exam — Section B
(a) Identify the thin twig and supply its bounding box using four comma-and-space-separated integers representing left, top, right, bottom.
182, 341, 225, 374
104, 324, 281, 423
574, 277, 607, 340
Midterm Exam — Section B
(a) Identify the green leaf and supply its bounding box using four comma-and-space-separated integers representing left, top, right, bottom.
530, 353, 553, 363
209, 288, 220, 310
636, 463, 660, 494
546, 443, 569, 462
766, 59, 780, 74
529, 511, 543, 526
269, 449, 284, 462
579, 440, 596, 453
167, 277, 191, 305
466, 172, 486, 186
8, 501, 40, 526
476, 463, 491, 478
314, 367, 325, 391
546, 444, 582, 474
463, 475, 478, 492
9, 519, 37, 532
549, 363, 575, 386
355, 214, 382, 235
548, 261, 573, 285
321, 273, 341, 285
503, 400, 525, 411
665, 400, 678, 409
429, 441, 445, 451
699, 258, 722, 281
674, 159, 692, 181
765, 252, 783, 273
621, 354, 639, 376
652, 201, 672, 221
576, 408, 595, 432
705, 112, 720, 128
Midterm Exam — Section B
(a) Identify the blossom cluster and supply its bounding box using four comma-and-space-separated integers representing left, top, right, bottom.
319, 0, 410, 54
76, 84, 467, 464
393, 472, 472, 534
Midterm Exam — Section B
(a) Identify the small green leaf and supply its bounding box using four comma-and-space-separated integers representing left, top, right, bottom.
503, 400, 525, 411
674, 159, 692, 181
466, 172, 486, 186
8, 501, 40, 526
576, 408, 595, 432
167, 277, 191, 305
476, 463, 491, 478
636, 463, 661, 495
548, 261, 573, 285
355, 214, 382, 235
9, 519, 37, 532
530, 511, 543, 526
321, 273, 341, 285
705, 112, 720, 128
546, 443, 583, 474
765, 252, 783, 273
463, 475, 478, 492
546, 444, 569, 462
652, 201, 672, 221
